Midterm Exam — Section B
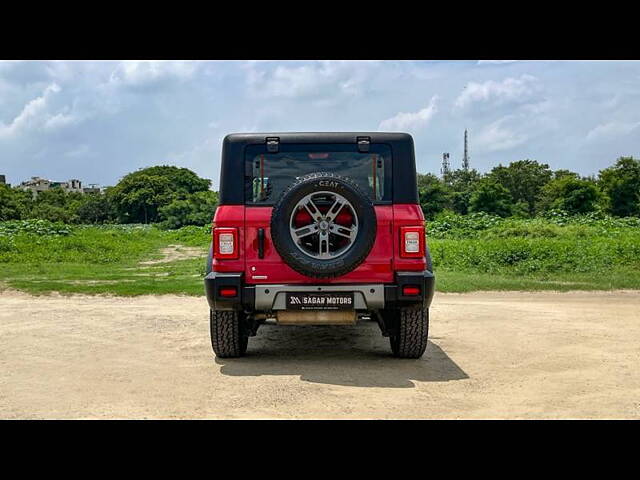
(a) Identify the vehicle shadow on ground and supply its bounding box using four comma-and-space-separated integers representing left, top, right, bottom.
215, 321, 468, 388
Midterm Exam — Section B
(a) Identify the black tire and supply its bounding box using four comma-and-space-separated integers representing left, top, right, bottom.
210, 310, 248, 358
270, 172, 376, 279
389, 306, 429, 359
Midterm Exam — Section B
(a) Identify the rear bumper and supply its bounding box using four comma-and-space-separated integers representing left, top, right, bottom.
384, 271, 435, 310
204, 270, 435, 312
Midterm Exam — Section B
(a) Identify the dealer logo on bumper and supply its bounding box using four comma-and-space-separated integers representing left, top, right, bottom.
286, 292, 354, 310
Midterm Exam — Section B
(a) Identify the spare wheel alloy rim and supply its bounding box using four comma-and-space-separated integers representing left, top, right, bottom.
289, 191, 359, 260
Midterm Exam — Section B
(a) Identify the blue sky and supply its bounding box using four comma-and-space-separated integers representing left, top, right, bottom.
1, 60, 639, 189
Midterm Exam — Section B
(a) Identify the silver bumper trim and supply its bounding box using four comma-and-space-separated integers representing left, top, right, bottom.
254, 284, 385, 311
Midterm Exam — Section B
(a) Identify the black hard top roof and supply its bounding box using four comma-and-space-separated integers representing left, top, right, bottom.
223, 131, 413, 144
219, 132, 418, 205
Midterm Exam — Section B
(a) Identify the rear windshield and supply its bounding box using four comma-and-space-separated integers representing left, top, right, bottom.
244, 144, 392, 205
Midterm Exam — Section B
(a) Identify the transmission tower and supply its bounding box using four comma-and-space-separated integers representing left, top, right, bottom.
462, 129, 470, 171
441, 152, 451, 179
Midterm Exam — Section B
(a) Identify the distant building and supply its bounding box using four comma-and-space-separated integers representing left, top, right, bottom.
51, 179, 83, 194
0, 174, 6, 185
20, 176, 95, 197
20, 177, 52, 197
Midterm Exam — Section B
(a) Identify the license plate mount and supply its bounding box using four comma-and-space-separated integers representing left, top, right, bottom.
286, 292, 354, 310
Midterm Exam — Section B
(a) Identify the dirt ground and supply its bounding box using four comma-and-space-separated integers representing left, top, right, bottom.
1, 289, 639, 419
138, 244, 206, 265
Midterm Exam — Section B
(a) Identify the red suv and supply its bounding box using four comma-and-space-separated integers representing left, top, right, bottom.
205, 133, 434, 358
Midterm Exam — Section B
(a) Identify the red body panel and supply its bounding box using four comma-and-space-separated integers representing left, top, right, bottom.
211, 205, 245, 273
392, 204, 427, 272
212, 203, 426, 283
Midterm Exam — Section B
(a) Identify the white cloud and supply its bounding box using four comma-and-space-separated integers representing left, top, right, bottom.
476, 60, 518, 65
474, 117, 528, 153
1, 60, 640, 188
246, 60, 380, 99
108, 61, 199, 89
43, 113, 77, 130
586, 121, 640, 141
0, 83, 65, 138
64, 144, 92, 158
455, 74, 539, 108
378, 96, 438, 132
521, 98, 554, 115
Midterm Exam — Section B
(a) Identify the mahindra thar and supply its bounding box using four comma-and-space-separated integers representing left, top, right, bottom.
204, 133, 434, 358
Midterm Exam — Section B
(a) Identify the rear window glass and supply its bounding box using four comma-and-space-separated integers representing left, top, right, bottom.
244, 144, 392, 204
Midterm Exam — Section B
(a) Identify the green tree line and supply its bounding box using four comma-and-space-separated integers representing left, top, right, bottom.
0, 166, 218, 229
418, 156, 640, 220
1, 157, 639, 228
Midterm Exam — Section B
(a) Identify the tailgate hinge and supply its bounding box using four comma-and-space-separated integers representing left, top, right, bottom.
266, 137, 280, 153
357, 136, 370, 153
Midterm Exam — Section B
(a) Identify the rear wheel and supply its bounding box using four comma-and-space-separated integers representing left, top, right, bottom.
210, 310, 248, 358
389, 306, 429, 359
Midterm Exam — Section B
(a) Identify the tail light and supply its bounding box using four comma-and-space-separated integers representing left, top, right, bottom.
213, 227, 238, 259
219, 286, 238, 297
402, 285, 421, 296
400, 226, 425, 258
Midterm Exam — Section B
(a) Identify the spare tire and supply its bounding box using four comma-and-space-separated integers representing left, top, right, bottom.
270, 172, 376, 279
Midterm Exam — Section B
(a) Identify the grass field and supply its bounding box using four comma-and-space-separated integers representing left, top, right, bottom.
1, 214, 639, 296
0, 222, 209, 296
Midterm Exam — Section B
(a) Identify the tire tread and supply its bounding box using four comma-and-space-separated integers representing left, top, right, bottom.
210, 310, 247, 358
392, 306, 429, 358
